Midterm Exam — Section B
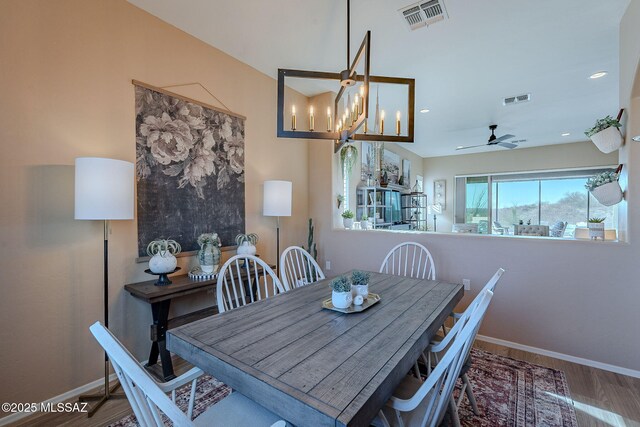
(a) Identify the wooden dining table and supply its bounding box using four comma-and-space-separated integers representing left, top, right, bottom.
167, 271, 463, 427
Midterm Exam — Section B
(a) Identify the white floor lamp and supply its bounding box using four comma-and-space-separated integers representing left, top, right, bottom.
263, 180, 292, 273
75, 157, 134, 417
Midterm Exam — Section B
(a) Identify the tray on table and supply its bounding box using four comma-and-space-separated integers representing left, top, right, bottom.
322, 293, 381, 313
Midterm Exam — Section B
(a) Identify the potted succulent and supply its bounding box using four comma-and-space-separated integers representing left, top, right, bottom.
330, 275, 353, 309
146, 238, 181, 274
197, 233, 221, 274
235, 233, 258, 256
360, 214, 370, 230
585, 115, 623, 153
587, 217, 606, 240
341, 210, 355, 229
351, 270, 370, 300
585, 166, 623, 206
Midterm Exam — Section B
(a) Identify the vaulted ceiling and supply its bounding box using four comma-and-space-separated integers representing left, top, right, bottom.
128, 0, 630, 157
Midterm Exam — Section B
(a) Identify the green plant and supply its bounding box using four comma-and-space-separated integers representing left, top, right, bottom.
146, 239, 181, 257
340, 144, 358, 178
588, 217, 606, 223
585, 115, 622, 138
330, 275, 351, 293
198, 233, 221, 247
235, 233, 258, 246
302, 218, 318, 282
351, 270, 370, 287
341, 210, 355, 219
585, 170, 619, 191
361, 214, 368, 221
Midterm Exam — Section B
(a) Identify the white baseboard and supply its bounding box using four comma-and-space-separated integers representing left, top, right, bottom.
0, 373, 119, 426
476, 334, 640, 379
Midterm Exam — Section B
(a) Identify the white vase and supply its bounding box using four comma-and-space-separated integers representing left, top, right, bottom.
588, 223, 605, 240
361, 220, 370, 230
237, 241, 257, 256
590, 181, 624, 206
332, 290, 353, 309
590, 126, 623, 153
343, 218, 354, 229
352, 284, 369, 299
149, 253, 177, 274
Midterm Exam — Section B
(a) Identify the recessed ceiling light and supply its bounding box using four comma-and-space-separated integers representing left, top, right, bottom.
420, 109, 430, 113
633, 135, 640, 142
589, 71, 608, 79
456, 145, 464, 149
561, 132, 570, 136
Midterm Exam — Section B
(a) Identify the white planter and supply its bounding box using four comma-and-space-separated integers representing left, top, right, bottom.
237, 241, 257, 256
590, 126, 623, 153
590, 181, 624, 206
148, 253, 177, 274
588, 223, 605, 240
343, 218, 354, 229
352, 284, 369, 299
361, 220, 370, 230
332, 290, 353, 309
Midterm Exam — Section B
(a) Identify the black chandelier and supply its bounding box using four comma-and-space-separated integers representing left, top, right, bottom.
276, 0, 415, 152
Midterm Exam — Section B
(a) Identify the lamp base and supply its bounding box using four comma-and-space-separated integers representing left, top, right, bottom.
78, 360, 125, 417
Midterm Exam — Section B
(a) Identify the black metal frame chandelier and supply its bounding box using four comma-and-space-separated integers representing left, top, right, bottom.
276, 0, 415, 152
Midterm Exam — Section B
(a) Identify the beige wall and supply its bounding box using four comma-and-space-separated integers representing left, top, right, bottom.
0, 0, 311, 409
310, 3, 640, 375
422, 141, 618, 232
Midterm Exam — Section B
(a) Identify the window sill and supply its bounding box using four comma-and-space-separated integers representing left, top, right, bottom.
333, 227, 627, 245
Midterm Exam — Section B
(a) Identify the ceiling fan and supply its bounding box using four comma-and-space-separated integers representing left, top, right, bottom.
456, 125, 518, 151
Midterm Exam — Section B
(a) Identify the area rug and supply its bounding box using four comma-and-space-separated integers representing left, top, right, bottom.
456, 348, 578, 427
110, 348, 578, 426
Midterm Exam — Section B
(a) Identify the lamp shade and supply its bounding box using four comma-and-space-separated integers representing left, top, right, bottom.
75, 157, 134, 220
427, 204, 442, 215
263, 180, 292, 217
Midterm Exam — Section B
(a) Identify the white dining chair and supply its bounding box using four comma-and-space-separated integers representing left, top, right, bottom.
217, 255, 285, 313
373, 290, 494, 427
424, 268, 505, 426
379, 242, 436, 280
90, 322, 288, 427
279, 246, 325, 290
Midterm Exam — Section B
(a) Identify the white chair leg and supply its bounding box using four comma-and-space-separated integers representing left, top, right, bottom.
462, 373, 480, 415
449, 396, 461, 427
413, 362, 422, 380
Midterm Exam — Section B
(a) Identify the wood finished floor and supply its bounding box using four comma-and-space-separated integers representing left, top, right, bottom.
8, 340, 640, 427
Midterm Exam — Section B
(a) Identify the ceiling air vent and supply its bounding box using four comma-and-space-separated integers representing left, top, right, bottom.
503, 93, 531, 106
399, 0, 448, 31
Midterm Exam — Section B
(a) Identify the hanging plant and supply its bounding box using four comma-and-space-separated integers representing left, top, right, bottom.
340, 144, 358, 178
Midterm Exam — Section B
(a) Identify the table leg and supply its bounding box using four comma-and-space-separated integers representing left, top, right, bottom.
146, 299, 176, 381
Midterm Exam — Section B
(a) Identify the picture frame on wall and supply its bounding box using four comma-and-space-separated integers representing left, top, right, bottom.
401, 159, 411, 188
361, 141, 374, 182
382, 149, 400, 185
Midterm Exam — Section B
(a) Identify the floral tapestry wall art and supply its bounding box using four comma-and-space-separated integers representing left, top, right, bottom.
135, 84, 245, 256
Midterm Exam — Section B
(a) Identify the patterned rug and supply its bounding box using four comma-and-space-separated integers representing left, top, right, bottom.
110, 348, 577, 426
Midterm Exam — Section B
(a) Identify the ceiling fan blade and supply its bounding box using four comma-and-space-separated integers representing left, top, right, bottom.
493, 133, 516, 143
456, 144, 487, 150
498, 142, 518, 149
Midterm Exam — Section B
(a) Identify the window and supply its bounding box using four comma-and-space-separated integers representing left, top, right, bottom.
455, 167, 618, 238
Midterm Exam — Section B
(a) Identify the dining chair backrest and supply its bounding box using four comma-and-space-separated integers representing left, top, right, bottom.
280, 246, 325, 290
89, 322, 193, 427
379, 242, 436, 280
433, 268, 504, 352
217, 255, 285, 313
390, 290, 494, 427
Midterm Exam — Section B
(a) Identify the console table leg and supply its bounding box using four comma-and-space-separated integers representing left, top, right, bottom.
147, 299, 176, 380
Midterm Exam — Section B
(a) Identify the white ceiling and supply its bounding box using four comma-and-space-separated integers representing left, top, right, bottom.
128, 0, 630, 157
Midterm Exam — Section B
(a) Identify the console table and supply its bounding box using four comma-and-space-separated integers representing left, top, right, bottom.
125, 264, 274, 381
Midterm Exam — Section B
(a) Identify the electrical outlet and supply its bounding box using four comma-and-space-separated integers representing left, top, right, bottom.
462, 279, 471, 291
325, 260, 331, 270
